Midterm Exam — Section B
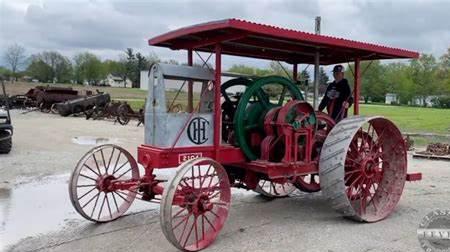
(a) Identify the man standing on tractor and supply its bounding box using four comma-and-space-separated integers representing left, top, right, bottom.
318, 64, 352, 122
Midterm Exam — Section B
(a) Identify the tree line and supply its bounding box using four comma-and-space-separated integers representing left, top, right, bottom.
1, 44, 162, 88
227, 48, 450, 107
344, 50, 450, 107
2, 43, 450, 107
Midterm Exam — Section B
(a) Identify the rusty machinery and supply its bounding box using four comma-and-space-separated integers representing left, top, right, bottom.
68, 19, 423, 251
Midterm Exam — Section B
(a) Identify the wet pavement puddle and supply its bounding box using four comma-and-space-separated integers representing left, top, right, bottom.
0, 174, 153, 251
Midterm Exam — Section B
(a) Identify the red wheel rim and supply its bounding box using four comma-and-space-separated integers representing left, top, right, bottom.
160, 158, 231, 251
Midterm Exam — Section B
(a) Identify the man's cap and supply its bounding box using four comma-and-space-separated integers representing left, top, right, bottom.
332, 65, 344, 73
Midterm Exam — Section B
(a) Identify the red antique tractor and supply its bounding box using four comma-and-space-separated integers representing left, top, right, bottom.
69, 19, 422, 251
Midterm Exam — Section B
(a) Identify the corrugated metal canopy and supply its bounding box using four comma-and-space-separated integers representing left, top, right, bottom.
148, 19, 419, 65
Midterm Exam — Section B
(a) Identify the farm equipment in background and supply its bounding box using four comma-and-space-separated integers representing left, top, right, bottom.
68, 19, 423, 251
116, 102, 145, 126
55, 92, 110, 117
0, 78, 13, 154
85, 100, 123, 120
31, 86, 81, 112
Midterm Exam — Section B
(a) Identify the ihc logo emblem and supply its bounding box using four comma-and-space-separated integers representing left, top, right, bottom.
417, 209, 450, 252
187, 117, 209, 145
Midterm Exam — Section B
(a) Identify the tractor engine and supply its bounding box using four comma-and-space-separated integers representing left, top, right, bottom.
222, 76, 322, 164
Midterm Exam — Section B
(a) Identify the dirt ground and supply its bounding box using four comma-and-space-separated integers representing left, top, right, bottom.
1, 110, 449, 252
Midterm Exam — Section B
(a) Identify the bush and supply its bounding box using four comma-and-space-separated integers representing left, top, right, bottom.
433, 96, 450, 108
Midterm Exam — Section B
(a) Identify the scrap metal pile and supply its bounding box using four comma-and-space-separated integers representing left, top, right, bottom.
7, 85, 145, 126
418, 143, 450, 156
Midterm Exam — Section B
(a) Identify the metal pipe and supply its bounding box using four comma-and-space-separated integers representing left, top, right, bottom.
313, 16, 321, 109
214, 44, 222, 158
354, 58, 361, 115
313, 52, 320, 109
293, 64, 298, 82
187, 49, 193, 113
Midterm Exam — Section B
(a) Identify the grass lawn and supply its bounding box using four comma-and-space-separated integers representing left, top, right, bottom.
357, 104, 450, 134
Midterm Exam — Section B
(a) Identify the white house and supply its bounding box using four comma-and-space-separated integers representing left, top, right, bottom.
104, 74, 132, 88
411, 96, 437, 107
385, 93, 398, 104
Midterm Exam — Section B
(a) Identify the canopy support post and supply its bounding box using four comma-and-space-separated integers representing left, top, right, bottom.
293, 64, 298, 82
313, 51, 320, 109
214, 44, 222, 159
187, 49, 193, 113
313, 16, 321, 109
354, 57, 361, 115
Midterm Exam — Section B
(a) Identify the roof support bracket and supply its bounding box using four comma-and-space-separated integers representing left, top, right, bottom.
172, 31, 248, 50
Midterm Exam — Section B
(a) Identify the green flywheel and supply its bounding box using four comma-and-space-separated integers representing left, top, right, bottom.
233, 76, 304, 160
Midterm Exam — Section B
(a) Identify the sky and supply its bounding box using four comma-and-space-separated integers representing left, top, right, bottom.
1, 0, 449, 71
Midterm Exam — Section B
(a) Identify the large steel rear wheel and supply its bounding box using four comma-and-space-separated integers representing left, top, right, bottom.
160, 158, 231, 251
319, 116, 407, 222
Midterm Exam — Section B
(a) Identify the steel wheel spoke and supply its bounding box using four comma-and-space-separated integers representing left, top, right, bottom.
113, 161, 130, 176
107, 147, 115, 172
182, 218, 196, 248
77, 184, 96, 188
100, 149, 107, 173
255, 89, 270, 109
111, 191, 120, 213
98, 193, 106, 219
90, 193, 101, 218
83, 164, 100, 177
177, 215, 191, 243
278, 86, 287, 105
113, 191, 131, 203
78, 187, 97, 200
203, 214, 216, 232
105, 193, 113, 219
173, 213, 191, 230
79, 173, 97, 182
92, 153, 102, 175
116, 167, 132, 179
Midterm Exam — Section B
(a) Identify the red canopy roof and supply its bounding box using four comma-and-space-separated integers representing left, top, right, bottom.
149, 19, 419, 65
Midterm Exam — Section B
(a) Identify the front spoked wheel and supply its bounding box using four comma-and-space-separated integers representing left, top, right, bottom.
160, 158, 231, 251
69, 144, 140, 222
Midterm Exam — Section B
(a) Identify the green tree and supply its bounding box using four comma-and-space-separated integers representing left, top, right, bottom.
124, 48, 137, 87
300, 69, 310, 82
345, 61, 386, 103
0, 67, 13, 80
385, 62, 415, 104
319, 67, 329, 85
228, 64, 256, 75
27, 51, 72, 83
410, 54, 439, 106
73, 52, 105, 85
